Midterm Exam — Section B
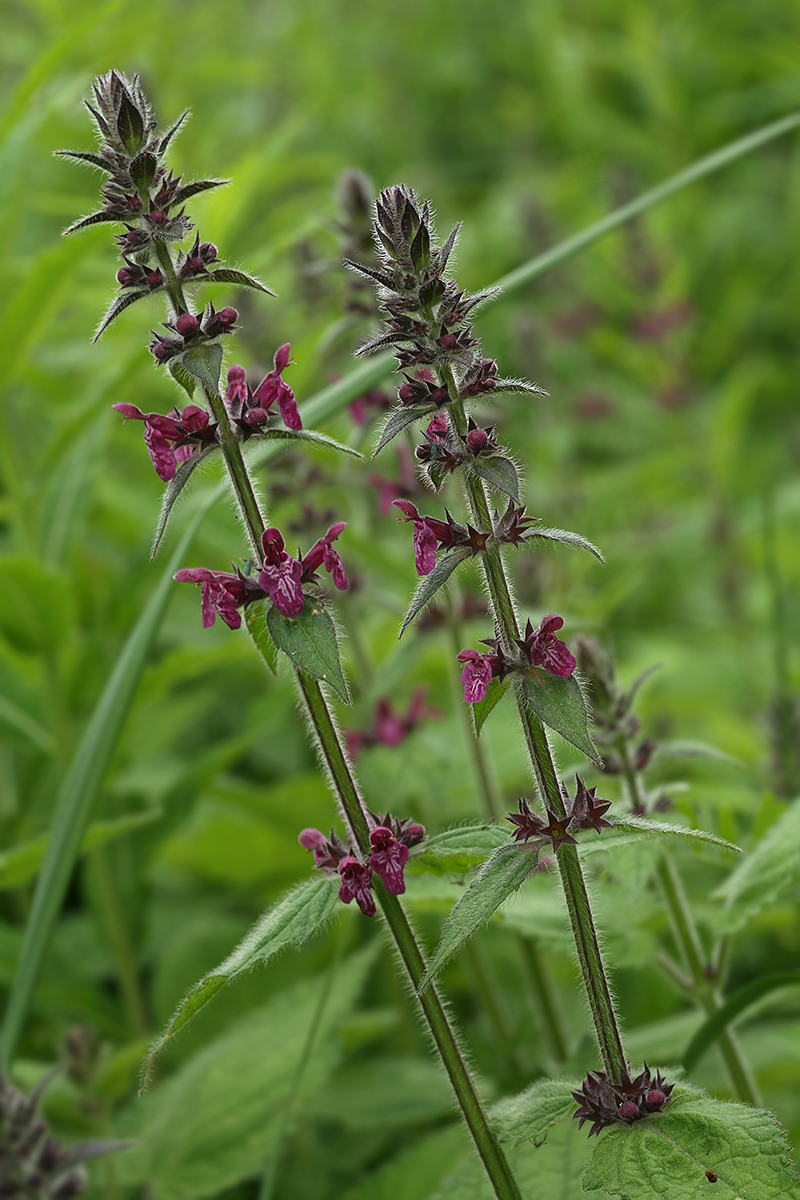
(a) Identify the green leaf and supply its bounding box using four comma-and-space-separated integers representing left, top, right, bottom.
683, 971, 800, 1072
93, 288, 156, 341
250, 426, 364, 460
470, 456, 520, 503
711, 801, 800, 932
409, 823, 511, 876
244, 600, 277, 674
525, 526, 605, 563
0, 811, 161, 890
601, 816, 740, 855
142, 876, 340, 1082
126, 951, 373, 1200
179, 341, 224, 394
0, 695, 55, 753
308, 1057, 453, 1129
418, 844, 537, 991
267, 600, 350, 703
471, 677, 510, 736
204, 265, 274, 294
493, 1078, 580, 1147
431, 1118, 589, 1199
150, 448, 215, 558
400, 548, 472, 637
374, 405, 435, 455
173, 179, 229, 206
582, 1087, 799, 1199
521, 672, 599, 763
168, 354, 197, 399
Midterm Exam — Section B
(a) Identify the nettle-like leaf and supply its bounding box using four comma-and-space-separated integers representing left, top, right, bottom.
142, 875, 340, 1085
172, 178, 229, 206
399, 548, 472, 637
168, 354, 197, 399
525, 525, 605, 563
202, 266, 275, 294
471, 676, 511, 736
418, 843, 538, 991
150, 448, 215, 559
491, 377, 548, 398
582, 1087, 798, 1199
520, 672, 599, 763
470, 456, 520, 503
494, 1078, 580, 1147
94, 287, 159, 341
711, 800, 800, 933
409, 822, 510, 876
180, 341, 224, 393
63, 209, 126, 236
374, 404, 436, 455
267, 599, 350, 703
599, 816, 740, 856
248, 426, 363, 460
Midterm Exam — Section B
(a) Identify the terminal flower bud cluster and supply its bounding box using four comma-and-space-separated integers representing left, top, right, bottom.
299, 813, 425, 916
350, 185, 544, 422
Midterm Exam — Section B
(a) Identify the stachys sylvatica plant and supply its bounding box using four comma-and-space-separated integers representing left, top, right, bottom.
53, 72, 798, 1199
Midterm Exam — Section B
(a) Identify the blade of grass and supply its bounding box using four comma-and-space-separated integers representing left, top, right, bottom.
682, 970, 800, 1073
0, 510, 205, 1069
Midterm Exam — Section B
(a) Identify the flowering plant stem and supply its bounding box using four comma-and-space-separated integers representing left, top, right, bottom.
615, 740, 761, 1106
448, 388, 627, 1082
448, 604, 570, 1064
206, 395, 523, 1200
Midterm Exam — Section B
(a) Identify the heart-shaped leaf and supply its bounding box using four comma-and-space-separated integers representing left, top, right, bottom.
267, 599, 349, 703
521, 672, 599, 763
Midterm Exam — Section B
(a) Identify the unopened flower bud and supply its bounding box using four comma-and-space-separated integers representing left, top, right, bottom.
618, 1101, 639, 1122
175, 313, 200, 338
645, 1089, 666, 1109
147, 209, 167, 225
199, 241, 217, 262
145, 269, 163, 288
466, 427, 489, 453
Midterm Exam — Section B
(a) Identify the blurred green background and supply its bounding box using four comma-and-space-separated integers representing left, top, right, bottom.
1, 0, 799, 1196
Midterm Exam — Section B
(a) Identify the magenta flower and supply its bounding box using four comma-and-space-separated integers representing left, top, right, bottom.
369, 826, 410, 895
173, 567, 250, 630
258, 522, 348, 618
258, 528, 305, 617
298, 827, 349, 871
337, 857, 375, 917
457, 648, 500, 703
302, 521, 348, 590
523, 614, 576, 678
393, 499, 458, 576
113, 402, 215, 481
222, 346, 302, 434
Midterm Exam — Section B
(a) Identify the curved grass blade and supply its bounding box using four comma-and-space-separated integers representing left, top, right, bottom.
683, 971, 800, 1073
0, 507, 206, 1071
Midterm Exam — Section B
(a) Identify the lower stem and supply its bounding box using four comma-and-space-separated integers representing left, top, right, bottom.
449, 392, 626, 1080
211, 390, 521, 1197
300, 675, 522, 1200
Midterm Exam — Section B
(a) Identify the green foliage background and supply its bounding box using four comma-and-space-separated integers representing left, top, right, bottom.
1, 0, 799, 1196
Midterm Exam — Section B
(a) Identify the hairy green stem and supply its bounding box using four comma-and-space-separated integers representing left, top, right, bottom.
449, 390, 626, 1081
616, 740, 760, 1105
299, 675, 522, 1200
205, 365, 523, 1200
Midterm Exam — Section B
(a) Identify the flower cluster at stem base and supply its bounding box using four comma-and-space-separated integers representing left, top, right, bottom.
298, 813, 425, 916
571, 1064, 674, 1138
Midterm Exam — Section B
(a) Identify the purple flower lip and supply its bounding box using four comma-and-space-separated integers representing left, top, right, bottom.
113, 401, 216, 481
224, 345, 302, 435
